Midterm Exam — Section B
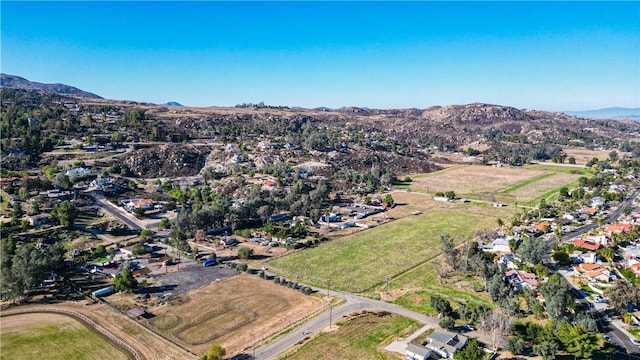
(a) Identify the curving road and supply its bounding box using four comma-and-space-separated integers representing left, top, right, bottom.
252, 280, 497, 360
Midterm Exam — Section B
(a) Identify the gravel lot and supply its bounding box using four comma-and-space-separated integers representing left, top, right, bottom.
145, 264, 237, 299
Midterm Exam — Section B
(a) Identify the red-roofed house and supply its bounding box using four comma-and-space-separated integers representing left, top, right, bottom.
505, 270, 538, 291
573, 238, 601, 251
534, 222, 551, 233
580, 208, 598, 216
606, 223, 635, 235
573, 263, 614, 282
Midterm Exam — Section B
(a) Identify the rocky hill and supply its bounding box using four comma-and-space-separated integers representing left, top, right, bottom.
0, 73, 102, 99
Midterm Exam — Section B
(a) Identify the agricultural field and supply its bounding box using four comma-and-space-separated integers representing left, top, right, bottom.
562, 147, 628, 165
400, 164, 586, 205
268, 196, 508, 293
0, 313, 129, 360
277, 311, 418, 360
144, 274, 324, 356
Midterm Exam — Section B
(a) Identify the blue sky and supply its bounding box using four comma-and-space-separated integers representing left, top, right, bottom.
2, 1, 639, 110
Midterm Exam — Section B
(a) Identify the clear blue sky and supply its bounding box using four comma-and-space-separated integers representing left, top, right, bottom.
2, 1, 639, 110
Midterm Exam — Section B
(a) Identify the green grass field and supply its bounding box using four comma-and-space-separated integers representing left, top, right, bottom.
268, 207, 501, 293
277, 313, 417, 360
1, 313, 129, 360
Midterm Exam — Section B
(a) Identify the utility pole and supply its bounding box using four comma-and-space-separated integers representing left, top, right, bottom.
327, 280, 332, 329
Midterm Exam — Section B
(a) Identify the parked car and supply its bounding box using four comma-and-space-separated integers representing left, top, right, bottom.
630, 338, 640, 346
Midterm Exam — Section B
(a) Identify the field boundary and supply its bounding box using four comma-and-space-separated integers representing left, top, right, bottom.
498, 173, 554, 194
1, 307, 142, 360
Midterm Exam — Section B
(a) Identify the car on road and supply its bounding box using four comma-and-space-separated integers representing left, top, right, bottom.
630, 338, 640, 346
603, 335, 611, 342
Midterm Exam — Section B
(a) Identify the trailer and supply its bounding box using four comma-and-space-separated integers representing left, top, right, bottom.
91, 285, 114, 297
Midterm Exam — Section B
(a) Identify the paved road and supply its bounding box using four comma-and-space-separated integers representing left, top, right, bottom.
252, 281, 497, 360
90, 193, 145, 231
550, 188, 640, 359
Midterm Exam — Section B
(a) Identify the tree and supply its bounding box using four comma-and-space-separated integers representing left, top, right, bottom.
440, 234, 457, 269
52, 173, 72, 190
507, 337, 525, 355
200, 344, 225, 360
113, 268, 138, 293
539, 274, 573, 319
533, 340, 558, 360
444, 190, 456, 200
517, 237, 548, 265
383, 194, 394, 207
159, 218, 171, 229
479, 310, 512, 350
606, 280, 640, 314
237, 246, 254, 259
51, 200, 77, 228
439, 316, 455, 330
566, 333, 600, 359
453, 338, 484, 360
133, 207, 146, 218
568, 157, 576, 164
430, 296, 452, 316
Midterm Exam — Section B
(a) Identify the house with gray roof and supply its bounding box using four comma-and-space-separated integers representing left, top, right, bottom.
427, 330, 468, 359
406, 343, 431, 360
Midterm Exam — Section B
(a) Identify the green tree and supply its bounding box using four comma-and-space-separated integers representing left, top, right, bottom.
430, 296, 452, 316
568, 157, 576, 164
539, 274, 573, 319
507, 337, 525, 355
439, 316, 455, 330
453, 338, 484, 360
383, 194, 394, 207
606, 280, 640, 314
159, 217, 171, 229
237, 246, 254, 259
566, 333, 600, 359
533, 340, 558, 360
444, 190, 456, 200
200, 344, 225, 360
51, 200, 77, 228
113, 268, 138, 293
133, 207, 146, 218
52, 173, 72, 190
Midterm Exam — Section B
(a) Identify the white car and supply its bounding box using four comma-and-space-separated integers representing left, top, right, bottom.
630, 338, 640, 346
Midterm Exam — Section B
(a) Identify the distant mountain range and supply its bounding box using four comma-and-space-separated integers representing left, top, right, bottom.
161, 101, 183, 107
0, 73, 102, 99
563, 107, 640, 121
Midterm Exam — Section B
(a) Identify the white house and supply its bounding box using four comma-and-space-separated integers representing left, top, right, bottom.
65, 167, 92, 176
406, 343, 431, 360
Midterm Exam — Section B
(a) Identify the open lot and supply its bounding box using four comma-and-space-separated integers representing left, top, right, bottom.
401, 164, 585, 205
144, 263, 238, 300
277, 311, 417, 360
0, 313, 129, 360
268, 195, 508, 293
562, 147, 629, 165
144, 273, 324, 356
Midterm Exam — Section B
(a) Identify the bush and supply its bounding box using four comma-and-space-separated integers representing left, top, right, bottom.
508, 337, 525, 355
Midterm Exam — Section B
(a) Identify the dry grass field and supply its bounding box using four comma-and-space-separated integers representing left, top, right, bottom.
402, 164, 585, 204
563, 147, 628, 165
146, 274, 324, 356
1, 313, 129, 360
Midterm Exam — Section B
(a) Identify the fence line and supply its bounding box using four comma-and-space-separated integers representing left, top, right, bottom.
1, 306, 142, 360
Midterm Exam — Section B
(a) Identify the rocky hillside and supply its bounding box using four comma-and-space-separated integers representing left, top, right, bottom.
0, 73, 102, 99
